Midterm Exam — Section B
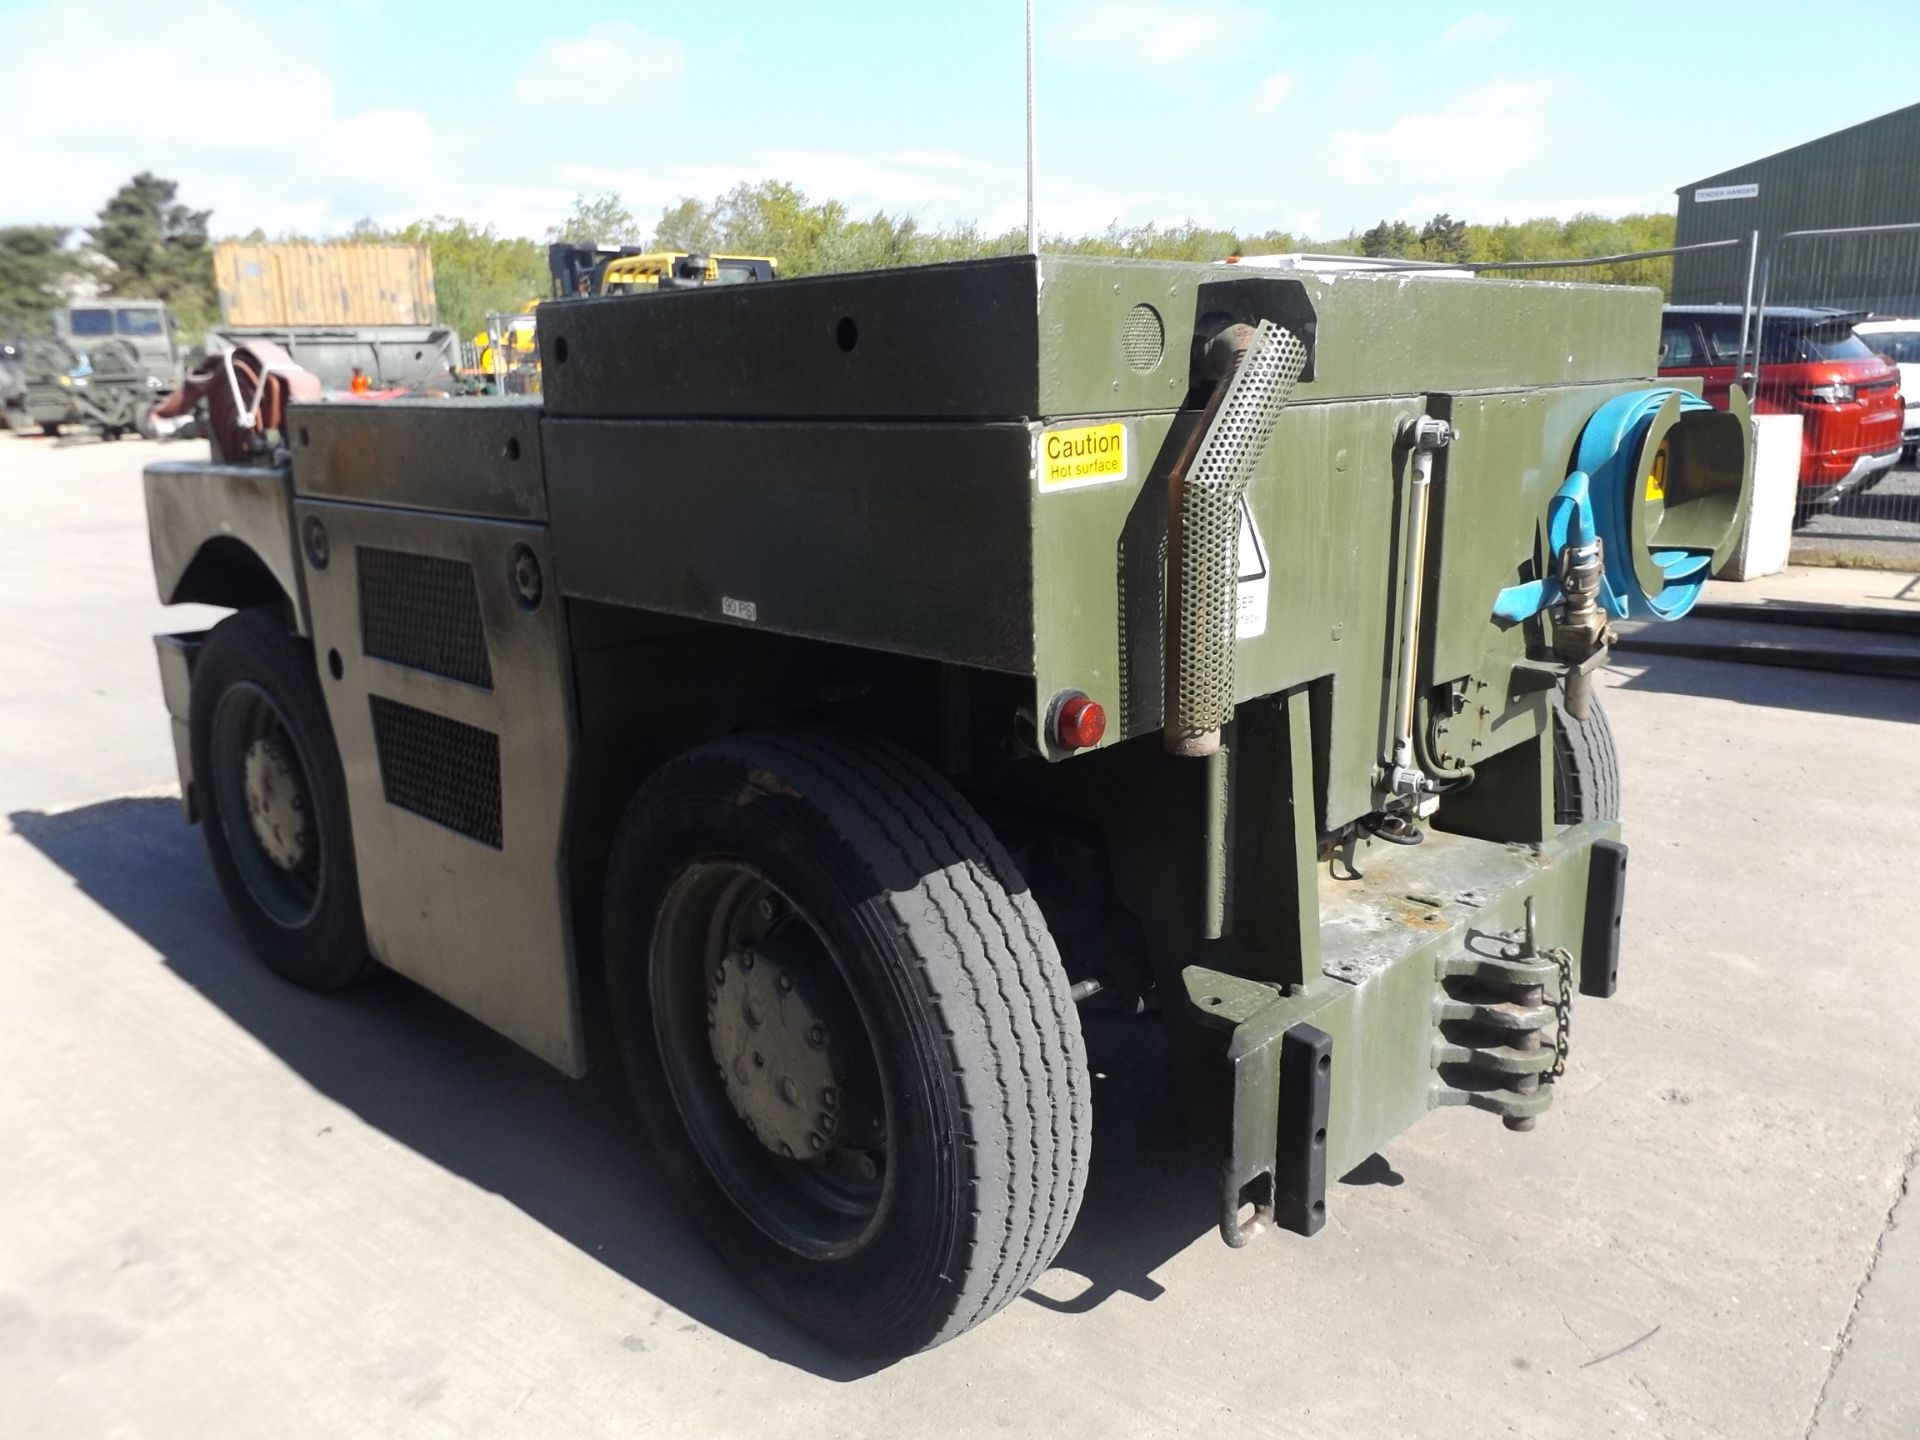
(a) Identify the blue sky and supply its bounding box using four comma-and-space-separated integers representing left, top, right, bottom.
3, 0, 1904, 242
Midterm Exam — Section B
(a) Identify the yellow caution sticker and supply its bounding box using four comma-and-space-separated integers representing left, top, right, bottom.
1039, 423, 1128, 491
1645, 445, 1668, 502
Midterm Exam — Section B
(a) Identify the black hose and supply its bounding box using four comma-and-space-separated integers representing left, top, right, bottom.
1413, 692, 1476, 785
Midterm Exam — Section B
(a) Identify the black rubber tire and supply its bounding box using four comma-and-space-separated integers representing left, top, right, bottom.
1550, 692, 1621, 826
604, 729, 1090, 1358
190, 607, 374, 989
39, 421, 59, 437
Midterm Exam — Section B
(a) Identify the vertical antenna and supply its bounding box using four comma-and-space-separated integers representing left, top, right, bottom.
1026, 0, 1038, 255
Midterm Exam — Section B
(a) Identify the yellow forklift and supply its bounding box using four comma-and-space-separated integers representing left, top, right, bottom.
547, 244, 778, 298
475, 247, 780, 392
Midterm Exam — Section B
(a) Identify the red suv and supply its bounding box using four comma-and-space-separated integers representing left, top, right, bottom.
1659, 305, 1903, 511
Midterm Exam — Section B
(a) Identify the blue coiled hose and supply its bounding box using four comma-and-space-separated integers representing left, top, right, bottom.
1493, 386, 1715, 624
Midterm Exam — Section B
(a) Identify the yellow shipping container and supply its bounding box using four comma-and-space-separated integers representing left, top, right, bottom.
213, 243, 438, 326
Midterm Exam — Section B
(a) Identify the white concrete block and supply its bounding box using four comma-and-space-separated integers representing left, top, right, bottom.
1718, 413, 1800, 581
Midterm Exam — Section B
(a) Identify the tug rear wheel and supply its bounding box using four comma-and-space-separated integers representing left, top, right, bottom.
1550, 692, 1621, 825
604, 729, 1091, 1358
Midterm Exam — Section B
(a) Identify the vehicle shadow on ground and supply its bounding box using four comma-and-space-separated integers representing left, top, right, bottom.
1026, 1010, 1217, 1316
1606, 652, 1920, 725
8, 794, 1276, 1373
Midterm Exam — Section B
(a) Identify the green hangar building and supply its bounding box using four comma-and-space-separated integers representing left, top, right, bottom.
1673, 103, 1920, 317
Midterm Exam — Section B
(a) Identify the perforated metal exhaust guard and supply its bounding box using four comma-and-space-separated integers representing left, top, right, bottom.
1165, 321, 1308, 755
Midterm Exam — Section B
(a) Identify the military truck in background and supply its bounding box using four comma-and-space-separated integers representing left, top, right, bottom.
56, 299, 192, 382
140, 254, 1750, 1358
18, 301, 189, 438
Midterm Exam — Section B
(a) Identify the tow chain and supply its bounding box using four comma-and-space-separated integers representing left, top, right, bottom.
1545, 946, 1573, 1081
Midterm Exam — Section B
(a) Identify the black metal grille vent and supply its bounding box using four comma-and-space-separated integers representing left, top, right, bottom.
368, 696, 503, 848
358, 547, 494, 689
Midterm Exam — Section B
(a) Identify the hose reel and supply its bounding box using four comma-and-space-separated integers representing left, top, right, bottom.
1497, 385, 1750, 623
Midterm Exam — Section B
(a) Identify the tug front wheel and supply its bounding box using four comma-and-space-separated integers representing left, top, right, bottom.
604, 730, 1091, 1358
189, 608, 373, 990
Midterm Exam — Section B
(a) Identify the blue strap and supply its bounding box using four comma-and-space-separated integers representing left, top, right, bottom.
1492, 470, 1599, 622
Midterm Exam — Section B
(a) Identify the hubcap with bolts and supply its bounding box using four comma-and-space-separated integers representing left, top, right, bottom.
242, 736, 310, 871
657, 863, 893, 1255
708, 933, 844, 1162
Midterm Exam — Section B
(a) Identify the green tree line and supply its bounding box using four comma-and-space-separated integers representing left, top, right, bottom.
2, 174, 1680, 342
1, 173, 218, 335
1353, 210, 1678, 289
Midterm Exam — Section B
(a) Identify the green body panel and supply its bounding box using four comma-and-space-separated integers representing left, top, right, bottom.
1033, 261, 1659, 416
1025, 270, 1670, 833
293, 398, 546, 521
1031, 395, 1415, 825
545, 420, 1036, 672
538, 256, 1659, 420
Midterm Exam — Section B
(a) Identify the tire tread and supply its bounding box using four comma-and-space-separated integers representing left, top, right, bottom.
1550, 693, 1621, 826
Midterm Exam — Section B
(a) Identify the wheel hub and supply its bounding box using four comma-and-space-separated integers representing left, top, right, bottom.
708, 939, 843, 1161
242, 736, 310, 872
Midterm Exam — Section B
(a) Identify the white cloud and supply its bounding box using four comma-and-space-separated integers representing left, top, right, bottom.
0, 5, 697, 242
0, 0, 451, 237
1062, 1, 1267, 65
1328, 78, 1567, 189
1439, 12, 1513, 48
511, 23, 687, 112
1248, 71, 1294, 117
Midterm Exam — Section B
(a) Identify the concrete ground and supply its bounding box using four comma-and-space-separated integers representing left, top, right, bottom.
1701, 563, 1920, 610
3, 431, 1918, 1439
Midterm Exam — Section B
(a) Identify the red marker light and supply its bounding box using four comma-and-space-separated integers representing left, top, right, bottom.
1053, 694, 1107, 751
